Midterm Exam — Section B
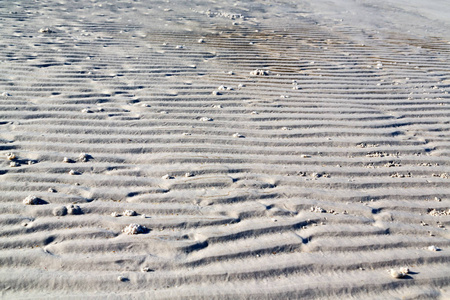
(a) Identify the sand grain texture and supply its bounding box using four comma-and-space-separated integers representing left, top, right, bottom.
1, 0, 450, 299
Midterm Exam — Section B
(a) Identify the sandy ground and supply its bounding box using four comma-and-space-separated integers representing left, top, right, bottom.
1, 0, 449, 299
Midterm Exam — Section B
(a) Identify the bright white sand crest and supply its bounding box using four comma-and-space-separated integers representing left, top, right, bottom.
1, 0, 449, 299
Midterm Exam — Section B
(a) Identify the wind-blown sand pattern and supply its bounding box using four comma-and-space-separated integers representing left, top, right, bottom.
1, 0, 450, 299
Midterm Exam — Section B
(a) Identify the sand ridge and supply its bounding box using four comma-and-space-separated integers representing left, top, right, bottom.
1, 0, 449, 299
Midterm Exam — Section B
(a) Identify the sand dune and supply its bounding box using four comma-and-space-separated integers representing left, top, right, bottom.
1, 0, 449, 299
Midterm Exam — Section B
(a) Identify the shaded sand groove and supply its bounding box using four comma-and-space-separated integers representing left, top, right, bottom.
1, 0, 450, 299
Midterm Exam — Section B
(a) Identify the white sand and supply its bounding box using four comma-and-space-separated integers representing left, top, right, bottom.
1, 0, 449, 299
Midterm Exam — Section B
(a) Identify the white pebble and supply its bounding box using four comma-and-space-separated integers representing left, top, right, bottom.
66, 204, 82, 215
117, 276, 127, 282
199, 117, 213, 122
78, 153, 89, 162
232, 133, 245, 138
161, 174, 173, 179
52, 206, 67, 216
185, 172, 194, 177
428, 245, 440, 251
10, 161, 19, 167
390, 269, 405, 279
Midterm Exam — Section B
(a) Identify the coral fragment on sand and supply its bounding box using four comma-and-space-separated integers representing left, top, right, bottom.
250, 69, 269, 76
122, 223, 147, 235
123, 210, 137, 217
23, 195, 43, 205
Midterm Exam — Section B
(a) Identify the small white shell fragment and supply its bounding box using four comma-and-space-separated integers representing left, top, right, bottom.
199, 117, 213, 122
23, 195, 41, 205
182, 132, 191, 136
1, 92, 11, 97
376, 62, 383, 69
238, 84, 245, 89
141, 267, 151, 272
176, 45, 184, 49
63, 157, 71, 163
111, 211, 120, 217
81, 108, 93, 113
48, 188, 57, 193
428, 245, 440, 251
39, 27, 54, 33
211, 91, 221, 96
117, 276, 127, 282
399, 267, 409, 274
161, 174, 173, 179
213, 104, 222, 108
198, 38, 204, 43
122, 223, 146, 235
281, 127, 292, 130
123, 210, 137, 217
292, 85, 301, 90
10, 161, 19, 167
250, 111, 258, 115
218, 85, 228, 91
232, 133, 245, 138
69, 170, 77, 175
185, 172, 194, 177
250, 69, 269, 76
6, 153, 16, 160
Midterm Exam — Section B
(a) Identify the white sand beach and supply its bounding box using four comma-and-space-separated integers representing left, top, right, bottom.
1, 0, 449, 299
